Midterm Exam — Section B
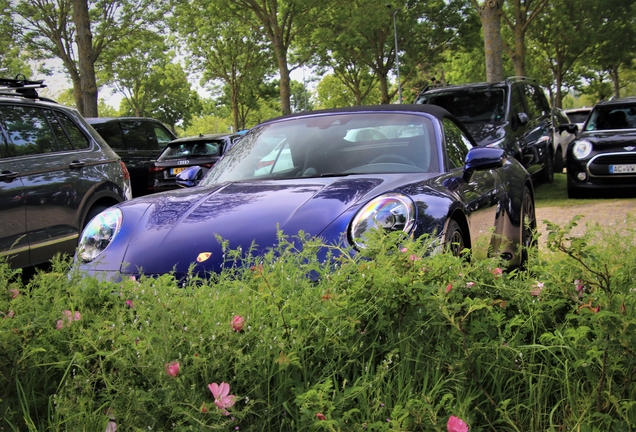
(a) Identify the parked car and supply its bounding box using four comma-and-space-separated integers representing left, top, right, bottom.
75, 104, 537, 282
566, 97, 636, 198
85, 117, 176, 197
553, 107, 579, 172
149, 133, 243, 192
0, 77, 131, 269
564, 107, 592, 132
415, 76, 560, 184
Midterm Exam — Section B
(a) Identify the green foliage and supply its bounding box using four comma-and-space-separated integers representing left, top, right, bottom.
2, 224, 636, 430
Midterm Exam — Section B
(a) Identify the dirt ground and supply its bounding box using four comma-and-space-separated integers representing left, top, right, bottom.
535, 198, 636, 247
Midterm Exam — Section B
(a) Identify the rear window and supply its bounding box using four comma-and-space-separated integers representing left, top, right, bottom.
418, 88, 506, 123
157, 140, 223, 161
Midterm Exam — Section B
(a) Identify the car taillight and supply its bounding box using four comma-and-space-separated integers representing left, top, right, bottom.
119, 161, 130, 180
201, 163, 215, 168
149, 166, 165, 173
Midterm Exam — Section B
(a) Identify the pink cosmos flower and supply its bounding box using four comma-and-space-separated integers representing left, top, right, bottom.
56, 319, 64, 330
445, 283, 453, 294
165, 361, 180, 377
63, 310, 73, 320
9, 289, 19, 299
492, 268, 503, 277
126, 299, 134, 308
316, 413, 326, 420
447, 415, 469, 432
209, 382, 236, 415
74, 311, 81, 321
232, 315, 245, 332
574, 279, 585, 297
409, 254, 420, 261
466, 282, 475, 288
400, 247, 408, 253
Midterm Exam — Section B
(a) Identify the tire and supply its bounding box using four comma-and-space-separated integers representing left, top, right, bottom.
83, 205, 108, 229
554, 147, 564, 174
444, 219, 466, 257
540, 149, 554, 184
567, 176, 584, 199
520, 186, 537, 267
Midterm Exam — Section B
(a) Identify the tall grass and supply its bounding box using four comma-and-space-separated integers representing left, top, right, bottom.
1, 223, 636, 431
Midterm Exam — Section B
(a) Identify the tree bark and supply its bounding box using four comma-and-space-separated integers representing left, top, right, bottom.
73, 0, 98, 117
475, 0, 504, 82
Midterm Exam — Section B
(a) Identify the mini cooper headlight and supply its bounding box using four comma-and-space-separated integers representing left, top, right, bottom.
349, 193, 416, 249
78, 208, 122, 263
572, 140, 593, 160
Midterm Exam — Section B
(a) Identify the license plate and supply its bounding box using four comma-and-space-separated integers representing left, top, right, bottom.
170, 167, 186, 176
609, 164, 636, 174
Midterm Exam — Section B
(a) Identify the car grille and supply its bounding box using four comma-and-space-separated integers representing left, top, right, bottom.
588, 152, 636, 176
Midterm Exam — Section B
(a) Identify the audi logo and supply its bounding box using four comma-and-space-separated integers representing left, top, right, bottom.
177, 160, 190, 165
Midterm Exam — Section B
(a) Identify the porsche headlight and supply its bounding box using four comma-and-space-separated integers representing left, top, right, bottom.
349, 193, 416, 249
572, 140, 593, 160
78, 208, 122, 263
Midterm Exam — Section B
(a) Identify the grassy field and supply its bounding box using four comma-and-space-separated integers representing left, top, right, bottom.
533, 172, 635, 207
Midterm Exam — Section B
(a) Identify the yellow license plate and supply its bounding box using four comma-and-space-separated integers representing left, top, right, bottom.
170, 167, 186, 175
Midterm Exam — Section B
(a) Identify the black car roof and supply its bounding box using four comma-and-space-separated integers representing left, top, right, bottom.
169, 133, 237, 144
85, 116, 167, 124
595, 96, 636, 107
260, 104, 456, 124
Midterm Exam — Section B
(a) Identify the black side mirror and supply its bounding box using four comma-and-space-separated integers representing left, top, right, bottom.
559, 123, 578, 134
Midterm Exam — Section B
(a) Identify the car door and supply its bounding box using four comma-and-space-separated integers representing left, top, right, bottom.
443, 118, 502, 260
519, 83, 553, 176
0, 104, 93, 266
0, 139, 28, 267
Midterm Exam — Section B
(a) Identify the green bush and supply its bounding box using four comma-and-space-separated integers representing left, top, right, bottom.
1, 220, 636, 431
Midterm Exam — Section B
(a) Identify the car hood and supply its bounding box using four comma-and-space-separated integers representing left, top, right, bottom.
114, 176, 433, 275
463, 122, 506, 146
579, 130, 636, 146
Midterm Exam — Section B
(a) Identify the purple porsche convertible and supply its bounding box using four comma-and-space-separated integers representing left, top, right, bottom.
75, 105, 536, 281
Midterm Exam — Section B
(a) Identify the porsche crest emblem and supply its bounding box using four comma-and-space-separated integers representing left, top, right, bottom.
196, 252, 212, 262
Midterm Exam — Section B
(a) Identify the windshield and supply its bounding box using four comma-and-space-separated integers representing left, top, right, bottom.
418, 88, 506, 123
585, 104, 636, 131
200, 112, 439, 185
158, 139, 223, 160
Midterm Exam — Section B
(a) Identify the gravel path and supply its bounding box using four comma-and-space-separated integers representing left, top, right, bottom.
535, 198, 636, 246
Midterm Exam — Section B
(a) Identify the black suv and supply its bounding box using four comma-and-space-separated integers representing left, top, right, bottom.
566, 97, 636, 198
85, 117, 177, 197
0, 77, 131, 269
415, 76, 562, 183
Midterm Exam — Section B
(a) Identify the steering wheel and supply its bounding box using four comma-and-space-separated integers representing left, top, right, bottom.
369, 154, 415, 166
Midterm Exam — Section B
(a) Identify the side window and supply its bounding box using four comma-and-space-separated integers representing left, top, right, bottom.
44, 110, 74, 151
93, 122, 124, 150
153, 124, 174, 146
511, 87, 525, 117
121, 120, 155, 151
522, 85, 549, 119
56, 112, 90, 150
0, 105, 58, 156
443, 118, 473, 169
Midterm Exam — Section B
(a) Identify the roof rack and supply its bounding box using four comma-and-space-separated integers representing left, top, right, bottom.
504, 76, 536, 84
0, 76, 48, 99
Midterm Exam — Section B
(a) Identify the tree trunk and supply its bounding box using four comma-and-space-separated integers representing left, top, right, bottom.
379, 73, 390, 104
477, 0, 504, 82
610, 66, 620, 98
271, 33, 291, 115
73, 0, 98, 117
511, 27, 526, 76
